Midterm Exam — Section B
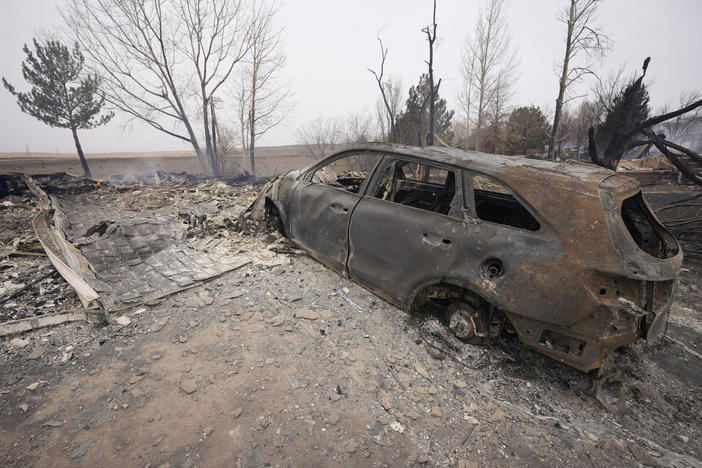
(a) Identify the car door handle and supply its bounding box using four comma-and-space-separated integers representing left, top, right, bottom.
329, 203, 349, 213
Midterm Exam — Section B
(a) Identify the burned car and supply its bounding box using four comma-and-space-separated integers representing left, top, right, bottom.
253, 143, 681, 371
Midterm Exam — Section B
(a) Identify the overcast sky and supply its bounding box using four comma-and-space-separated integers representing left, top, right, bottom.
1, 0, 701, 154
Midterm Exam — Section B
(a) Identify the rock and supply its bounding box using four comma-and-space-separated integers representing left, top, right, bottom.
19, 403, 29, 413
265, 315, 285, 326
70, 440, 94, 459
431, 406, 442, 418
232, 408, 243, 419
380, 395, 393, 411
225, 290, 247, 299
678, 435, 689, 444
295, 308, 320, 320
199, 292, 214, 305
264, 358, 275, 366
203, 425, 215, 437
291, 378, 309, 389
152, 317, 169, 332
464, 415, 479, 425
27, 348, 43, 359
188, 320, 199, 328
180, 379, 197, 394
9, 338, 29, 349
450, 378, 467, 389
43, 420, 64, 427
414, 361, 431, 380
427, 385, 439, 395
152, 434, 166, 446
178, 335, 189, 343
259, 416, 271, 428
61, 346, 74, 363
389, 421, 404, 433
114, 314, 135, 327
26, 381, 46, 391
116, 315, 131, 326
152, 353, 162, 360
129, 375, 145, 384
184, 296, 204, 308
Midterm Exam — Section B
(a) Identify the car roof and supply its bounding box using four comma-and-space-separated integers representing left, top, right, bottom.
335, 143, 618, 196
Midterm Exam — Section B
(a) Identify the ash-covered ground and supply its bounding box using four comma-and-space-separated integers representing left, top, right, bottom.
1, 174, 701, 468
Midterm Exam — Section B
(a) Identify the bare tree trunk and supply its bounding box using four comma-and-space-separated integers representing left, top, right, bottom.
548, 0, 610, 160
71, 127, 91, 178
249, 108, 256, 176
241, 0, 290, 176
210, 98, 218, 174
461, 0, 517, 153
424, 0, 438, 146
368, 37, 398, 143
549, 1, 574, 160
202, 92, 217, 176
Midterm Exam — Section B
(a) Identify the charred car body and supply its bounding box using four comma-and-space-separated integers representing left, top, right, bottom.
254, 143, 681, 371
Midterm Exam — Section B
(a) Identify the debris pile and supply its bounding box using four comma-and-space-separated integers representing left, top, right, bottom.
0, 175, 83, 324
0, 172, 288, 326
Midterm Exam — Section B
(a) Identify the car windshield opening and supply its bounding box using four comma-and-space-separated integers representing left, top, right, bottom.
311, 153, 380, 193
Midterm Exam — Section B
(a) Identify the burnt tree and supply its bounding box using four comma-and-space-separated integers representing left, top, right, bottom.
422, 0, 438, 146
588, 58, 702, 186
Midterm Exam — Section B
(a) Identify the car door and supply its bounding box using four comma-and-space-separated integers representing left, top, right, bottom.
347, 157, 466, 304
290, 151, 382, 273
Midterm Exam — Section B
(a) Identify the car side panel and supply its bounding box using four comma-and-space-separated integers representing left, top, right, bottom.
347, 196, 465, 304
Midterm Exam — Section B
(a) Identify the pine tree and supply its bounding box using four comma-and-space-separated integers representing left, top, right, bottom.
505, 106, 550, 156
396, 74, 454, 146
3, 39, 113, 177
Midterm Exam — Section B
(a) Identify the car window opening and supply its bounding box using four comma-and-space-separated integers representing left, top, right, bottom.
311, 153, 379, 194
473, 175, 540, 231
374, 161, 456, 216
621, 192, 678, 259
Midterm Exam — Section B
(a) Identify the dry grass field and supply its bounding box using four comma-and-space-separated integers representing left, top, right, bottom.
0, 145, 317, 179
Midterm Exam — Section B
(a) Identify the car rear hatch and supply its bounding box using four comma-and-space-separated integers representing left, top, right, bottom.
598, 174, 682, 342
